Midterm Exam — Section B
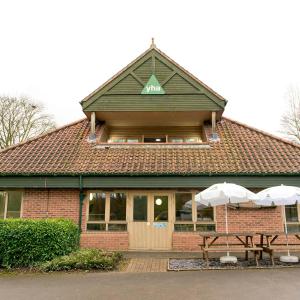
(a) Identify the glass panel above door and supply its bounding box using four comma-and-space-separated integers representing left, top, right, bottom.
133, 195, 148, 221
154, 196, 168, 221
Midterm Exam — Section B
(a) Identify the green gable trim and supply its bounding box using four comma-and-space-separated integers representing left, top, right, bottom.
141, 75, 165, 94
81, 48, 226, 112
0, 175, 299, 189
84, 94, 222, 112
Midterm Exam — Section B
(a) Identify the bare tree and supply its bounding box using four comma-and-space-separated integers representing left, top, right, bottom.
0, 95, 56, 149
281, 87, 300, 143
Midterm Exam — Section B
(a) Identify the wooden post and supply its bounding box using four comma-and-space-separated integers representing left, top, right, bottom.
211, 111, 216, 133
91, 112, 96, 136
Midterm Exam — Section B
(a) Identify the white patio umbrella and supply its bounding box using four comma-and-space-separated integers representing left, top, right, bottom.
196, 182, 258, 264
255, 185, 300, 263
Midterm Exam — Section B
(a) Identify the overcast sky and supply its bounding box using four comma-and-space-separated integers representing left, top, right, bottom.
1, 0, 300, 136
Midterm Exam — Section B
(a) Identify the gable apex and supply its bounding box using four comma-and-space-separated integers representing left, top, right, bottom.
81, 44, 227, 112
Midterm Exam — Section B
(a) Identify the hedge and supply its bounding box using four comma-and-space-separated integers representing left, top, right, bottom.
0, 219, 80, 268
40, 249, 123, 271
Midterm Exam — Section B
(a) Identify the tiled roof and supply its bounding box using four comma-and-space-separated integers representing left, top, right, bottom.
0, 118, 299, 176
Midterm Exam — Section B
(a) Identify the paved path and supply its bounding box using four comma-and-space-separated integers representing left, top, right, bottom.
123, 258, 167, 272
1, 268, 300, 300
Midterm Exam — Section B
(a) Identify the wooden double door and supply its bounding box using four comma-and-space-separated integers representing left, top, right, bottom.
128, 192, 174, 250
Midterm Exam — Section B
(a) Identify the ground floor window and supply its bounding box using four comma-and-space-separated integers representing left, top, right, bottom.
174, 192, 215, 232
0, 191, 22, 219
87, 192, 127, 232
86, 191, 215, 233
285, 204, 300, 232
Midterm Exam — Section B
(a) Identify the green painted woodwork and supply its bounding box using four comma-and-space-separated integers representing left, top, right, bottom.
163, 74, 199, 93
81, 48, 226, 112
0, 175, 299, 189
141, 75, 165, 95
107, 74, 143, 94
85, 94, 222, 111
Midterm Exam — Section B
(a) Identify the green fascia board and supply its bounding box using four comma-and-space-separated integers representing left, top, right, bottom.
0, 175, 299, 189
84, 94, 222, 111
81, 48, 226, 111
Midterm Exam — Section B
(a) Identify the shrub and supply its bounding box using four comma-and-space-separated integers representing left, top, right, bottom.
40, 249, 123, 271
0, 219, 79, 268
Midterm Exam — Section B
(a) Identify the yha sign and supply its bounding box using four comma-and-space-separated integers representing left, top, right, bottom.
141, 74, 165, 95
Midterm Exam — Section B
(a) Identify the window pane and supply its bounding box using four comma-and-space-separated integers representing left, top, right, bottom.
127, 138, 140, 143
6, 191, 22, 219
154, 196, 168, 221
110, 193, 126, 221
144, 137, 166, 143
133, 195, 147, 221
108, 224, 127, 231
169, 137, 184, 143
174, 224, 194, 232
285, 205, 298, 222
0, 192, 5, 219
87, 223, 106, 231
196, 224, 216, 232
197, 203, 214, 221
175, 193, 192, 221
185, 137, 199, 143
110, 138, 126, 143
287, 224, 300, 233
89, 193, 106, 221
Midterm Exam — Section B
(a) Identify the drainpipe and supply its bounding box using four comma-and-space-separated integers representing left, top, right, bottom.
79, 175, 85, 233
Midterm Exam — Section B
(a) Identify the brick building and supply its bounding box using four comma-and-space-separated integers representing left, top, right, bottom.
0, 43, 300, 251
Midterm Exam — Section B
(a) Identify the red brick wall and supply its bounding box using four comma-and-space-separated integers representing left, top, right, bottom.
173, 206, 285, 251
80, 232, 129, 250
23, 189, 290, 251
22, 189, 86, 231
173, 232, 202, 251
215, 205, 283, 233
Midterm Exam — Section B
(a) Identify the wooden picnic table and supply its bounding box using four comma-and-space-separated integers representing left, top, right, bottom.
257, 231, 300, 265
199, 232, 262, 266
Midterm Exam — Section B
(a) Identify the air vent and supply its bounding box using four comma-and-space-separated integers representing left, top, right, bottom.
209, 133, 220, 142
88, 133, 97, 143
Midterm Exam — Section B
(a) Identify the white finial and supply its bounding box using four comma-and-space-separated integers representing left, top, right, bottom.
150, 37, 156, 48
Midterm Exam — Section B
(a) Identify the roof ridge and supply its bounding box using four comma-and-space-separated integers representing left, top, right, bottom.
222, 117, 300, 149
0, 118, 88, 154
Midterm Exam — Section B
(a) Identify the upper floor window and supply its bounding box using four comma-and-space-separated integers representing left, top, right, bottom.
108, 135, 200, 143
0, 191, 22, 219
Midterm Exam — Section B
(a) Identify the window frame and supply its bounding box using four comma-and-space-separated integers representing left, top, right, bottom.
173, 191, 216, 232
0, 190, 23, 219
86, 191, 128, 232
285, 204, 300, 232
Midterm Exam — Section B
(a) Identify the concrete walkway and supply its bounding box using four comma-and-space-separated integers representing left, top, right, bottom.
1, 268, 300, 300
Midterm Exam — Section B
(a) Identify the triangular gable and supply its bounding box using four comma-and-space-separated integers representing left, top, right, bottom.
81, 46, 227, 111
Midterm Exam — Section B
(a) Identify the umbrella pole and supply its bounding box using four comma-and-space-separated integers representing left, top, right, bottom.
225, 203, 229, 256
282, 206, 290, 256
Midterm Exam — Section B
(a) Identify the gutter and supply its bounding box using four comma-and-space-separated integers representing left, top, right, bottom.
78, 175, 85, 233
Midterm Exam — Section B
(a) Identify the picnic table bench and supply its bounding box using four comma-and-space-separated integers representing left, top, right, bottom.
199, 232, 263, 267
257, 232, 300, 265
